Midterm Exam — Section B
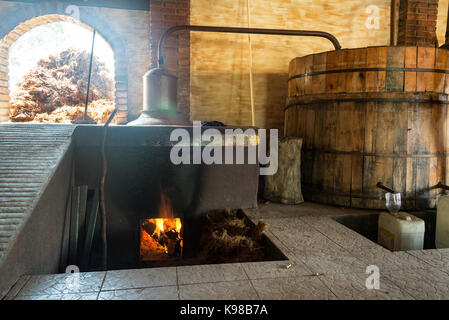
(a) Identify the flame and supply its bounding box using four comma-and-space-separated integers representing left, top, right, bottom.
150, 217, 182, 236
158, 189, 174, 218
155, 218, 165, 234
140, 190, 183, 261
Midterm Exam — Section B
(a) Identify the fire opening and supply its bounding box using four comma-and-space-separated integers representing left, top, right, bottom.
5, 20, 116, 123
139, 191, 183, 261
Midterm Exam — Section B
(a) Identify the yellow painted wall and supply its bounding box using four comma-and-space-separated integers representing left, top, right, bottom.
438, 0, 449, 46
191, 0, 449, 130
190, 0, 392, 129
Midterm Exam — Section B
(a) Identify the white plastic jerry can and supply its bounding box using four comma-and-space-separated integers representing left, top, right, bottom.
378, 212, 425, 251
436, 195, 449, 249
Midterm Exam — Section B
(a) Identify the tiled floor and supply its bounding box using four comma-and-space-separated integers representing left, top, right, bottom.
4, 202, 449, 300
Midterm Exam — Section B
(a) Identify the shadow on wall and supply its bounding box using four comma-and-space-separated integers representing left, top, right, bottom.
190, 72, 288, 130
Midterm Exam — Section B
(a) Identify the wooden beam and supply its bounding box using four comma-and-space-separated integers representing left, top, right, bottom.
81, 189, 99, 271
68, 185, 88, 265
390, 0, 400, 46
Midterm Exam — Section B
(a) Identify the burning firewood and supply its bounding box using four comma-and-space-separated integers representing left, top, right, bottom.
141, 220, 157, 236
140, 218, 183, 261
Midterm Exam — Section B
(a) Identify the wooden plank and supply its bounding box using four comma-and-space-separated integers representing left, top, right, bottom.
393, 102, 408, 154
296, 58, 306, 96
288, 58, 299, 79
386, 46, 404, 92
326, 50, 339, 93
404, 46, 417, 92
69, 187, 80, 265
366, 46, 387, 92
364, 101, 377, 154
77, 185, 88, 255
296, 106, 307, 138
350, 101, 366, 205
375, 101, 395, 154
323, 102, 338, 151
405, 157, 416, 210
415, 157, 430, 209
390, 0, 400, 45
81, 189, 99, 271
351, 154, 363, 203
304, 55, 314, 95
392, 157, 406, 199
435, 48, 447, 93
304, 105, 316, 150
428, 156, 441, 206
361, 156, 377, 208
336, 101, 354, 152
349, 48, 367, 93
335, 50, 348, 93
312, 52, 327, 94
313, 102, 326, 150
417, 47, 435, 92
405, 102, 416, 209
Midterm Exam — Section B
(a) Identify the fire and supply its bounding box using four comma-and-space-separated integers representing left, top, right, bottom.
140, 191, 183, 261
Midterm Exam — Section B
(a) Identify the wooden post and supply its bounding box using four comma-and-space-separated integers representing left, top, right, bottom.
390, 0, 400, 46
442, 2, 449, 49
81, 189, 99, 271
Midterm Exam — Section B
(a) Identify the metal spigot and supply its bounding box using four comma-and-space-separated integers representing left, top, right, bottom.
434, 182, 449, 191
376, 182, 396, 194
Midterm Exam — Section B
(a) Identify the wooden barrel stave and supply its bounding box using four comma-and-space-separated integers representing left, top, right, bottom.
285, 45, 449, 209
285, 91, 449, 209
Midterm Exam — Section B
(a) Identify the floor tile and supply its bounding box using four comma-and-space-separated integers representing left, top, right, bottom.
299, 216, 377, 250
263, 230, 297, 260
179, 280, 259, 300
251, 276, 336, 300
99, 286, 179, 300
408, 249, 449, 272
15, 293, 98, 300
349, 245, 431, 272
241, 259, 311, 280
177, 263, 247, 285
383, 267, 449, 300
320, 272, 414, 300
296, 248, 367, 275
102, 267, 176, 291
17, 272, 105, 296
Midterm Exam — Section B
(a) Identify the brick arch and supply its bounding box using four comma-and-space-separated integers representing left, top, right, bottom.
0, 3, 128, 123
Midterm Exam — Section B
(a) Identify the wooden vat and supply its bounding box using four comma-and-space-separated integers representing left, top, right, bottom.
285, 46, 449, 209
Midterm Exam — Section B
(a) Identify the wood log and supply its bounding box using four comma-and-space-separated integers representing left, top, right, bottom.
141, 220, 156, 236
264, 137, 304, 204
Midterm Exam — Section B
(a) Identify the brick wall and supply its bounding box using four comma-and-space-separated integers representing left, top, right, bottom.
0, 1, 152, 123
150, 0, 190, 119
398, 0, 439, 46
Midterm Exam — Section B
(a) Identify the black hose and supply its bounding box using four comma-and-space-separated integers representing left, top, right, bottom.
99, 108, 118, 270
83, 29, 96, 120
376, 182, 396, 194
